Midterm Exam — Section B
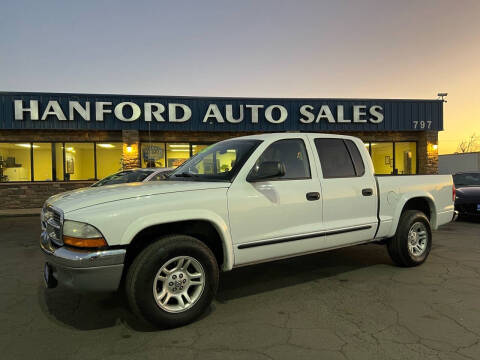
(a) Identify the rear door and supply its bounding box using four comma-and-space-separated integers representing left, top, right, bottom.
310, 136, 378, 246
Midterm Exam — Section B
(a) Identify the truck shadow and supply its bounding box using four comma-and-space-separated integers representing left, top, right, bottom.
39, 243, 391, 332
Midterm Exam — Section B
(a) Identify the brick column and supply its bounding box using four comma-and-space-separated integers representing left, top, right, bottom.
122, 130, 140, 169
418, 131, 438, 174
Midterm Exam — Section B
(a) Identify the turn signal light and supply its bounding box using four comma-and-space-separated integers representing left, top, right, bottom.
63, 236, 107, 248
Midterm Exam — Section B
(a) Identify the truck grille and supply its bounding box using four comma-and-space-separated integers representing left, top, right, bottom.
41, 205, 64, 246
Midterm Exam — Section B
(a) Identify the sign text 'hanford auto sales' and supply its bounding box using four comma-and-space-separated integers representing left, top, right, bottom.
13, 99, 384, 125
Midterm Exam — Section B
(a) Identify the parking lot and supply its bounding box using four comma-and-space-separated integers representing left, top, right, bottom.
0, 216, 479, 360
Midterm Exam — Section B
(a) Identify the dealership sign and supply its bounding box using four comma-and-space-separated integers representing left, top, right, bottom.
0, 92, 443, 131
13, 100, 384, 124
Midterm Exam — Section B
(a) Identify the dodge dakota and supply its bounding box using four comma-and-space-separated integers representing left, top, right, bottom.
40, 133, 456, 327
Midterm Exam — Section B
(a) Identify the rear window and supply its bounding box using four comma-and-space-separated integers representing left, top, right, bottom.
345, 140, 365, 176
314, 138, 365, 178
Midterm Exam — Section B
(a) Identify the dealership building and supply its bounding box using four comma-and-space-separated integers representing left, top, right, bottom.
0, 92, 442, 210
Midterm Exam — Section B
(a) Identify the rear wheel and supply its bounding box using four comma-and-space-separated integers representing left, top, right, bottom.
387, 210, 432, 267
125, 234, 219, 328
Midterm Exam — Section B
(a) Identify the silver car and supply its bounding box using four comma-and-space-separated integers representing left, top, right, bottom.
91, 168, 174, 187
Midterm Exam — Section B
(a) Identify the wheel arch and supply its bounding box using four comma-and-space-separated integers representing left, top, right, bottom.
388, 193, 437, 237
121, 212, 234, 272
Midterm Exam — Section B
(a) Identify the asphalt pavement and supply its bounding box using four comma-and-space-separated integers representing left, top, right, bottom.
1, 216, 479, 360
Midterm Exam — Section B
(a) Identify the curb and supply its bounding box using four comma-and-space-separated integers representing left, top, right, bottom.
0, 208, 41, 217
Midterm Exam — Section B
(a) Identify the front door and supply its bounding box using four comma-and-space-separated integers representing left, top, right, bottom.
228, 137, 324, 266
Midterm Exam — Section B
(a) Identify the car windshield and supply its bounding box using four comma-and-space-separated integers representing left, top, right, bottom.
168, 139, 262, 182
92, 170, 154, 187
453, 173, 480, 187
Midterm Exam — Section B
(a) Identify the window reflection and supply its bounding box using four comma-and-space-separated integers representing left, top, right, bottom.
166, 143, 190, 168
64, 143, 95, 180
96, 143, 123, 179
0, 143, 32, 181
141, 143, 165, 168
395, 142, 417, 174
33, 143, 52, 181
371, 143, 394, 175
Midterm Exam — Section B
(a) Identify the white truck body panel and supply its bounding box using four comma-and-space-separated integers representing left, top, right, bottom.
45, 132, 455, 272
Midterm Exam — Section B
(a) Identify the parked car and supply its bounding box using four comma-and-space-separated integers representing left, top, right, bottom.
91, 168, 173, 187
453, 172, 480, 217
40, 133, 456, 328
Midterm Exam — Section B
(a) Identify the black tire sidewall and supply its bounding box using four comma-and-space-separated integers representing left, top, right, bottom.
397, 211, 432, 266
129, 235, 219, 328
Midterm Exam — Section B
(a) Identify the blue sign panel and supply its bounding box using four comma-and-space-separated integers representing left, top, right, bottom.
0, 92, 443, 132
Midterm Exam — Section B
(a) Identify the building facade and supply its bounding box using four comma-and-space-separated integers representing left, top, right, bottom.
0, 92, 442, 209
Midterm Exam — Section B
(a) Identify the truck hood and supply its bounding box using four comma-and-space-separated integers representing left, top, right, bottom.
46, 181, 230, 213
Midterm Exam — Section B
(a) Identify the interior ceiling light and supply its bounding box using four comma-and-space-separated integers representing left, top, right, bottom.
168, 144, 190, 148
16, 143, 38, 148
98, 144, 115, 148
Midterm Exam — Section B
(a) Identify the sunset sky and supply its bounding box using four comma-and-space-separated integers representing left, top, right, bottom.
1, 0, 479, 154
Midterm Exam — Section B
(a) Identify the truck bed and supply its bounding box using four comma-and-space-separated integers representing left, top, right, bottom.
375, 175, 455, 239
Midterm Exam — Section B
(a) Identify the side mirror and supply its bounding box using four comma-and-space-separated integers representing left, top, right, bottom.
247, 161, 286, 182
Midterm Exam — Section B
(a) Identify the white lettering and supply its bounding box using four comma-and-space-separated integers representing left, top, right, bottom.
69, 101, 90, 121
265, 105, 287, 124
353, 105, 367, 123
14, 100, 39, 120
336, 105, 351, 123
369, 105, 384, 123
144, 103, 165, 122
299, 105, 314, 123
203, 104, 224, 123
245, 105, 264, 123
316, 105, 335, 123
95, 102, 112, 122
114, 102, 141, 122
225, 104, 244, 123
168, 103, 191, 122
41, 101, 66, 121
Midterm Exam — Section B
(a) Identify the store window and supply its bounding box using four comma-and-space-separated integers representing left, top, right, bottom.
371, 142, 394, 175
141, 143, 165, 168
54, 143, 64, 181
192, 144, 210, 156
166, 143, 190, 168
96, 143, 123, 179
33, 143, 53, 181
0, 143, 32, 182
394, 142, 416, 174
64, 143, 95, 180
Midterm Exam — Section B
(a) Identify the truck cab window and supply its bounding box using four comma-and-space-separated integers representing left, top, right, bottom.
253, 139, 311, 180
345, 140, 365, 176
315, 138, 357, 178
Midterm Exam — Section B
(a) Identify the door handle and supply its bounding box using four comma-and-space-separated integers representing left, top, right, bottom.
306, 192, 320, 201
362, 188, 373, 196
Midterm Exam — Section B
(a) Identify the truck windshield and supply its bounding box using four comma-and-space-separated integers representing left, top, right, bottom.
168, 139, 262, 182
453, 173, 480, 187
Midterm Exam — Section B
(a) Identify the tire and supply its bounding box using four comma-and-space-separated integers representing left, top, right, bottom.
125, 234, 219, 328
387, 210, 432, 267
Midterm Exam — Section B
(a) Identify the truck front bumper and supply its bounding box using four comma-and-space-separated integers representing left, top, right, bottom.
40, 234, 126, 292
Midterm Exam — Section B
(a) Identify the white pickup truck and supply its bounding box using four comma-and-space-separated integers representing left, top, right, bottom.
40, 133, 456, 328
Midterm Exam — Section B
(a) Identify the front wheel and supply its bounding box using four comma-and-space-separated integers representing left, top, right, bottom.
387, 210, 432, 267
125, 234, 219, 328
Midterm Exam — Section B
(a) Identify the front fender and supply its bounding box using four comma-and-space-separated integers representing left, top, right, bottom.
121, 209, 234, 271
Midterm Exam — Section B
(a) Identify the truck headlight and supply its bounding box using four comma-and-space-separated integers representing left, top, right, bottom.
63, 220, 107, 248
